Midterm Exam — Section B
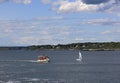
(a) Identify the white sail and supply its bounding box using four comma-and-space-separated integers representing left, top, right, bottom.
76, 51, 82, 62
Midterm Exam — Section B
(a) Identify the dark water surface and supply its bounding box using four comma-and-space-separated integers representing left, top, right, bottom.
0, 50, 120, 83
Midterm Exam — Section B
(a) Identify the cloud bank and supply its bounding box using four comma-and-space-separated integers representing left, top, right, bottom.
0, 16, 120, 46
0, 0, 119, 14
41, 0, 120, 14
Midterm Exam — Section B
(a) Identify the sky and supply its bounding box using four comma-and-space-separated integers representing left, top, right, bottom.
0, 0, 120, 46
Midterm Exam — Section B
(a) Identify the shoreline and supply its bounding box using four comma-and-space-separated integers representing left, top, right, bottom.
0, 42, 120, 51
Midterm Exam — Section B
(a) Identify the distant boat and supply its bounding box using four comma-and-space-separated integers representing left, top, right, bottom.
37, 55, 50, 63
76, 51, 82, 62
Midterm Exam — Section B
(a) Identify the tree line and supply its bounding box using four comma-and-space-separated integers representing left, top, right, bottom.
1, 42, 120, 51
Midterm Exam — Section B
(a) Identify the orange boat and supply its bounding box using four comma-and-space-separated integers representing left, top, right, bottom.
37, 56, 50, 63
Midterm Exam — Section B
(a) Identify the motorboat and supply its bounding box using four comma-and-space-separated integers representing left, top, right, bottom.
37, 56, 50, 63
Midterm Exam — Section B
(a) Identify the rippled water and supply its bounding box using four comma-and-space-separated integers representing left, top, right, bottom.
0, 50, 120, 83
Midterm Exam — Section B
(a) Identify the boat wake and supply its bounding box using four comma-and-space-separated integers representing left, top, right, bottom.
0, 60, 38, 63
0, 60, 85, 65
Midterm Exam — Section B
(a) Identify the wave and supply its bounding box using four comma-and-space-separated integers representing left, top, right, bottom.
0, 60, 86, 65
1, 78, 68, 83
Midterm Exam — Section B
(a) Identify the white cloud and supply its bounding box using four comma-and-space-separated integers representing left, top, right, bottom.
83, 18, 120, 26
0, 19, 72, 45
0, 16, 120, 46
14, 34, 54, 45
0, 0, 6, 3
101, 30, 112, 34
40, 0, 120, 15
41, 0, 51, 4
106, 4, 120, 16
101, 29, 120, 36
12, 0, 31, 4
14, 36, 39, 45
0, 0, 120, 14
0, 0, 32, 4
36, 16, 63, 20
75, 38, 84, 41
55, 0, 103, 13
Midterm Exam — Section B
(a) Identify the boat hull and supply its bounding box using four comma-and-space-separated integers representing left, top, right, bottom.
76, 58, 81, 61
37, 59, 50, 63
37, 56, 50, 63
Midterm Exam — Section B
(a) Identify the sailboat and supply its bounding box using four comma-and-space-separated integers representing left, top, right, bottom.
76, 51, 82, 62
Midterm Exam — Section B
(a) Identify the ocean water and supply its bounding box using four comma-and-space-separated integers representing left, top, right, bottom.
0, 50, 120, 83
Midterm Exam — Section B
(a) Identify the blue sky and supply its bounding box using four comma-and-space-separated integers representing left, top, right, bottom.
0, 0, 120, 46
